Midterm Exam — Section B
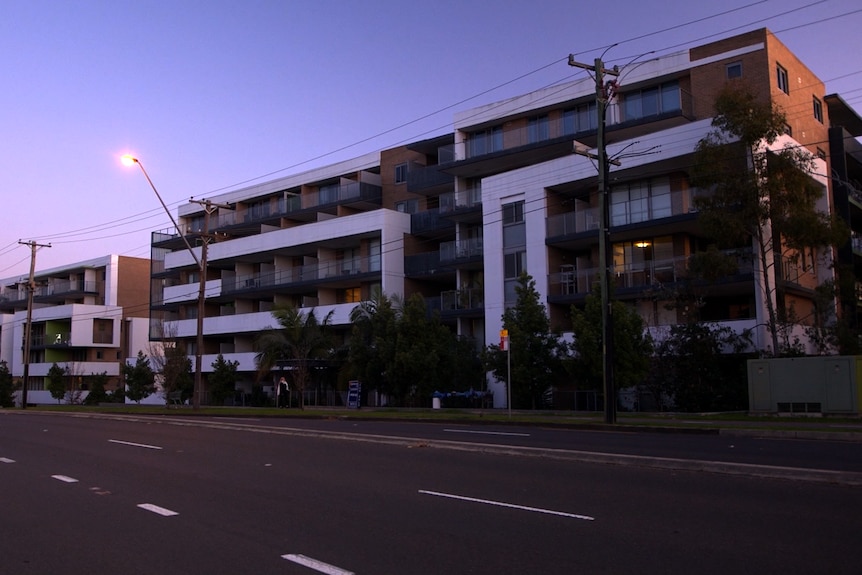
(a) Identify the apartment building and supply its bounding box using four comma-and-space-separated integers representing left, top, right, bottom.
0, 255, 151, 404
150, 28, 857, 407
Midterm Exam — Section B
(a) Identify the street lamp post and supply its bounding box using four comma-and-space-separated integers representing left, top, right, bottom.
122, 154, 205, 409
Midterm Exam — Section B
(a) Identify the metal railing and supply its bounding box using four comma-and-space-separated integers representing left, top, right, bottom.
440, 237, 483, 262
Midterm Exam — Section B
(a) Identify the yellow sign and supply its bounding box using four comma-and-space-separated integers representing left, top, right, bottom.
500, 329, 508, 337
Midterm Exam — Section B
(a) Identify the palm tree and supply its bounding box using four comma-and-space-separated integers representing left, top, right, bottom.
255, 305, 334, 409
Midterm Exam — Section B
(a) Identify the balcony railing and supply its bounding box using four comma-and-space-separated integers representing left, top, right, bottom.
224, 256, 381, 293
440, 288, 484, 311
405, 161, 453, 192
439, 187, 482, 214
548, 251, 753, 296
546, 188, 709, 238
439, 89, 693, 164
440, 237, 483, 262
35, 280, 99, 298
411, 209, 455, 235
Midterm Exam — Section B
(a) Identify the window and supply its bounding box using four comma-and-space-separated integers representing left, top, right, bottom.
726, 62, 742, 79
783, 124, 793, 137
395, 163, 408, 184
504, 251, 526, 278
528, 115, 550, 143
777, 64, 789, 94
395, 199, 419, 213
813, 97, 823, 123
340, 288, 361, 304
622, 81, 680, 122
319, 183, 339, 204
816, 147, 826, 160
467, 126, 503, 157
563, 101, 598, 135
610, 177, 672, 226
502, 201, 525, 224
504, 250, 527, 305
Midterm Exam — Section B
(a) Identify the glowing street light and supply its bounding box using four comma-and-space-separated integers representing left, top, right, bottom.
122, 154, 204, 409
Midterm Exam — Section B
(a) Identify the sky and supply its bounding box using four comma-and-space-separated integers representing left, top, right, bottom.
1, 0, 861, 280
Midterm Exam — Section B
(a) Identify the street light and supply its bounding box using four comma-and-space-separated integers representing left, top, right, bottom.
122, 154, 205, 409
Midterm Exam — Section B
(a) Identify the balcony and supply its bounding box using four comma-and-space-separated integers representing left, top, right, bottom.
34, 280, 100, 302
411, 209, 455, 237
437, 88, 694, 179
440, 288, 484, 315
547, 251, 754, 299
440, 237, 483, 263
546, 188, 709, 243
404, 251, 454, 279
224, 256, 381, 294
439, 187, 482, 221
405, 161, 453, 195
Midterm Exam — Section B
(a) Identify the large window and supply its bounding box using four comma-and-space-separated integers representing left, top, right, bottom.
777, 64, 790, 94
467, 126, 503, 157
563, 102, 597, 135
622, 82, 680, 121
319, 183, 339, 204
502, 200, 526, 248
528, 115, 550, 143
610, 177, 671, 226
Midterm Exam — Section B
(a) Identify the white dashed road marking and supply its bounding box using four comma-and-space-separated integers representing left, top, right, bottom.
52, 475, 79, 483
137, 503, 179, 517
443, 428, 530, 437
109, 439, 163, 450
282, 554, 355, 575
419, 489, 595, 521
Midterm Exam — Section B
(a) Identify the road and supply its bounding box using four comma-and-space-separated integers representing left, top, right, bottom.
1, 411, 860, 574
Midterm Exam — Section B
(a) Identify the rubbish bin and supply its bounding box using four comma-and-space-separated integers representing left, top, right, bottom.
432, 397, 441, 409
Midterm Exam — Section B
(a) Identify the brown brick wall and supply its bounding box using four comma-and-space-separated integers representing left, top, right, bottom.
116, 256, 151, 319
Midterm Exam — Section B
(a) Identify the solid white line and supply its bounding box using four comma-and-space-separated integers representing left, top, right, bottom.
443, 428, 530, 437
52, 475, 79, 483
282, 554, 355, 575
0, 457, 15, 463
109, 439, 163, 450
419, 490, 595, 521
137, 503, 179, 517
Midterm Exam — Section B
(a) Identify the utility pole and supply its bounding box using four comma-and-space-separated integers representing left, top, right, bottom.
187, 198, 232, 409
18, 240, 51, 409
568, 55, 620, 424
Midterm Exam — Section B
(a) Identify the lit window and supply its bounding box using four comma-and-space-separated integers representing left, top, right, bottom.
777, 64, 789, 94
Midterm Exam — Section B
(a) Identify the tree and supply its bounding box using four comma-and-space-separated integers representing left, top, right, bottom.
692, 82, 847, 356
255, 305, 334, 410
569, 282, 653, 396
210, 354, 239, 406
46, 363, 67, 404
348, 288, 401, 399
161, 343, 193, 403
0, 360, 15, 408
123, 351, 155, 404
647, 323, 752, 412
485, 274, 565, 409
83, 372, 110, 405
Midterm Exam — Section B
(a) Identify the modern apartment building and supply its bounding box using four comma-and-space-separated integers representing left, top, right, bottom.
148, 28, 859, 407
0, 255, 151, 405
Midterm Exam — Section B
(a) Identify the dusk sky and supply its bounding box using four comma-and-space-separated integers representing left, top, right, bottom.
1, 0, 860, 279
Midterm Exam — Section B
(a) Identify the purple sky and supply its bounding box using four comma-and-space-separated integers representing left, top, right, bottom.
1, 0, 860, 279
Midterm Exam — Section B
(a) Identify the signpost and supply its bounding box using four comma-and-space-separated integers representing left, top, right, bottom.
347, 380, 361, 409
500, 329, 511, 417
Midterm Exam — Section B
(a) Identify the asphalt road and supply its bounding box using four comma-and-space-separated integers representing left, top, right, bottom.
2, 411, 861, 574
